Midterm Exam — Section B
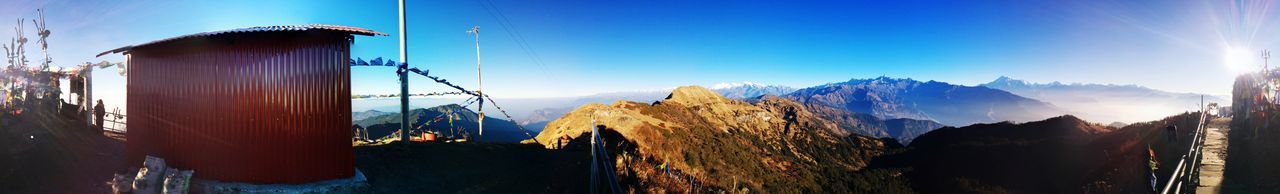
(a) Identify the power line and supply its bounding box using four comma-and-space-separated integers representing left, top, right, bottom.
477, 0, 557, 84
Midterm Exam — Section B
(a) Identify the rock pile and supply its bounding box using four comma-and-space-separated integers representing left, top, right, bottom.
110, 156, 193, 194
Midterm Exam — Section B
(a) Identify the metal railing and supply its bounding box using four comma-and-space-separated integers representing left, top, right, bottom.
1159, 105, 1211, 194
101, 109, 126, 133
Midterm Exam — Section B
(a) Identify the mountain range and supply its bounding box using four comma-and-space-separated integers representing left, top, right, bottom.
710, 81, 797, 99
785, 76, 1066, 126
356, 76, 1219, 144
980, 76, 1227, 123
521, 77, 1061, 143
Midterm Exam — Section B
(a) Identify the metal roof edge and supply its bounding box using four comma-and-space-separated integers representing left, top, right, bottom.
96, 24, 387, 57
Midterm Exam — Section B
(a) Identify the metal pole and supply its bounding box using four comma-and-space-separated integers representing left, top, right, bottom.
399, 0, 411, 146
473, 26, 484, 142
85, 67, 93, 126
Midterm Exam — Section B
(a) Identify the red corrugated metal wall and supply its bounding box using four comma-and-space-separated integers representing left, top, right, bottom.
126, 32, 353, 184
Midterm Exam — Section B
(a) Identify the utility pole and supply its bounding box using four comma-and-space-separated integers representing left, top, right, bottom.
468, 26, 483, 141
398, 0, 411, 146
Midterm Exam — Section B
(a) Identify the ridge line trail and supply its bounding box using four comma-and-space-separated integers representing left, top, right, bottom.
1197, 117, 1230, 194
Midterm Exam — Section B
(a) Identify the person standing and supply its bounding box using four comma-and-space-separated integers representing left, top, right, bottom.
94, 99, 105, 133
1166, 125, 1178, 142
1148, 145, 1160, 193
783, 106, 798, 134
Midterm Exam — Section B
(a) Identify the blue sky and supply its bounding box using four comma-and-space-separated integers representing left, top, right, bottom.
3, 0, 1278, 111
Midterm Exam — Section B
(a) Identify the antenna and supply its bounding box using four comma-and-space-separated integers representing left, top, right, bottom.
1264, 49, 1271, 72
468, 26, 483, 141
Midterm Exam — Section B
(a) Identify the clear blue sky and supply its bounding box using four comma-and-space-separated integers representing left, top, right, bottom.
3, 0, 1278, 111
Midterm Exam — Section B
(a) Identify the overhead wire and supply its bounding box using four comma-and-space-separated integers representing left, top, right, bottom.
352, 57, 538, 142
481, 94, 540, 142
476, 0, 558, 84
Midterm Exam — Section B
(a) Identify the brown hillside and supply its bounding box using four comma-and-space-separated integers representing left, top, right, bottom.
876, 113, 1204, 193
534, 86, 908, 193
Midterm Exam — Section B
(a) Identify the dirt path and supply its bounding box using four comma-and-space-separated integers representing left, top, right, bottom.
1197, 125, 1228, 194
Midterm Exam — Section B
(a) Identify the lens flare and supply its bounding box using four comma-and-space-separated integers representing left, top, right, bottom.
1224, 47, 1255, 73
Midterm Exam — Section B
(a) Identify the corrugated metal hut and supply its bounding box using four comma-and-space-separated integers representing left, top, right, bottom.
98, 25, 386, 184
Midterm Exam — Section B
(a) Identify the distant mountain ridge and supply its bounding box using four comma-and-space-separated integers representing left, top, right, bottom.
352, 109, 393, 122
979, 76, 1228, 123
354, 104, 533, 142
710, 81, 797, 99
785, 76, 1065, 126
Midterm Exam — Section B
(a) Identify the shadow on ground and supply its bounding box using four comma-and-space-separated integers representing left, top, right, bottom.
355, 142, 593, 193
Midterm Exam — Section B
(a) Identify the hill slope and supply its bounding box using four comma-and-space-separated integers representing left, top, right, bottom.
875, 113, 1204, 193
535, 86, 909, 193
884, 118, 947, 145
784, 96, 944, 144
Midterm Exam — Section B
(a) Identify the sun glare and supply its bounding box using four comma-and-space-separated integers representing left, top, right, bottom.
1225, 47, 1255, 73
